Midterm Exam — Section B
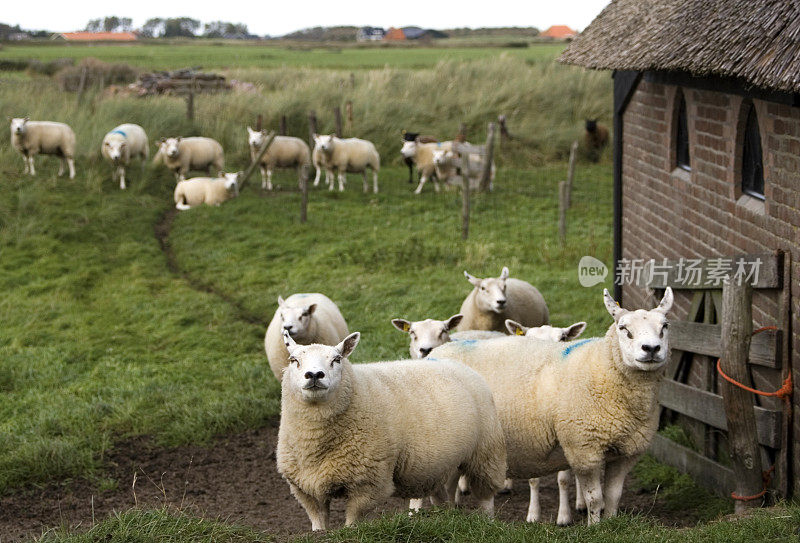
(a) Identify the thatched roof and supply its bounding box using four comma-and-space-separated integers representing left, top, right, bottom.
560, 0, 800, 94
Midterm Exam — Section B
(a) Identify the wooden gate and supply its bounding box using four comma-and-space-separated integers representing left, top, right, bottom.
642, 251, 792, 499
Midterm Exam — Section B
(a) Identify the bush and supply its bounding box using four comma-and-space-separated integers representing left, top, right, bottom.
0, 58, 31, 71
26, 57, 74, 76
55, 57, 140, 92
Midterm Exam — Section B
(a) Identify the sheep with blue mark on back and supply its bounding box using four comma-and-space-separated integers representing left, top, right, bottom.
101, 124, 149, 189
431, 287, 673, 525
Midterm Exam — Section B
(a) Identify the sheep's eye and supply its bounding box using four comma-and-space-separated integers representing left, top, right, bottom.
660, 323, 668, 338
302, 311, 309, 317
289, 357, 298, 365
331, 355, 342, 365
626, 330, 633, 339
409, 332, 416, 339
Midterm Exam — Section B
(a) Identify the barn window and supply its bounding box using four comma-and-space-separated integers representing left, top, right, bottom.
741, 104, 764, 200
675, 92, 690, 170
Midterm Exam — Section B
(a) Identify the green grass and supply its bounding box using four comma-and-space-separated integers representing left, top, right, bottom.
0, 42, 565, 70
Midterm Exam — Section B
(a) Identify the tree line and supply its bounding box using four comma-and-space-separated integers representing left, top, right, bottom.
84, 16, 252, 39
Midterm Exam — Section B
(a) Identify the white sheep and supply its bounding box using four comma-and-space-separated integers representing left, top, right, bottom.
505, 319, 587, 342
313, 134, 380, 193
100, 124, 148, 190
276, 331, 507, 530
399, 139, 454, 194
156, 136, 224, 182
432, 148, 495, 191
173, 172, 239, 210
264, 293, 349, 381
9, 117, 76, 179
457, 267, 549, 332
246, 128, 311, 191
311, 140, 333, 189
431, 287, 674, 525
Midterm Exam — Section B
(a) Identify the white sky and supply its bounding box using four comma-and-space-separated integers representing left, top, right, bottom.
3, 1, 611, 36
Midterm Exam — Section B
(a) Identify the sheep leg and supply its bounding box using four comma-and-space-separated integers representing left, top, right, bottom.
265, 168, 273, 191
362, 171, 368, 193
289, 483, 329, 531
556, 470, 573, 526
502, 477, 513, 492
28, 156, 36, 176
526, 478, 540, 523
413, 174, 428, 194
57, 159, 65, 177
260, 166, 268, 190
67, 158, 75, 179
602, 456, 638, 518
118, 166, 126, 190
344, 493, 376, 526
574, 467, 604, 525
408, 498, 424, 512
455, 475, 469, 505
372, 170, 378, 193
338, 172, 346, 192
575, 476, 585, 511
312, 167, 321, 187
326, 169, 334, 191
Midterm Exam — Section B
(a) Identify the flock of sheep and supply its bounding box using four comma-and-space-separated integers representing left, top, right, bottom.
8, 117, 496, 207
264, 266, 674, 530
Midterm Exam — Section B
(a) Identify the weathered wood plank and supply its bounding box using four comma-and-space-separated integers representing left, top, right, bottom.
659, 379, 782, 448
642, 253, 781, 290
649, 434, 735, 496
670, 321, 779, 368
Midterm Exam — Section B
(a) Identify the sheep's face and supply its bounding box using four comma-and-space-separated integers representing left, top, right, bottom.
604, 288, 673, 372
10, 117, 28, 136
400, 141, 417, 159
316, 134, 335, 153
278, 296, 317, 341
247, 127, 265, 149
391, 314, 463, 358
163, 137, 181, 158
585, 119, 597, 132
465, 267, 510, 314
506, 320, 587, 342
283, 331, 360, 403
105, 139, 126, 162
223, 172, 240, 197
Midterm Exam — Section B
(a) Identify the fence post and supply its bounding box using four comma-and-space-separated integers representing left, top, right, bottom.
256, 114, 263, 132
480, 122, 496, 192
300, 164, 309, 223
76, 66, 88, 104
558, 181, 567, 245
308, 110, 317, 148
334, 106, 342, 137
349, 72, 355, 87
497, 114, 512, 140
345, 100, 353, 133
720, 279, 764, 512
566, 140, 578, 207
460, 144, 471, 240
457, 122, 467, 142
280, 115, 287, 136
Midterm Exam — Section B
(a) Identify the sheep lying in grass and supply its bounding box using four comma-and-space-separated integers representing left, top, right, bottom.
399, 139, 453, 194
432, 148, 495, 191
9, 117, 76, 179
101, 124, 149, 190
247, 127, 310, 191
276, 331, 507, 530
156, 136, 225, 182
431, 287, 673, 525
264, 293, 349, 381
173, 172, 239, 210
505, 320, 587, 342
314, 134, 380, 193
457, 267, 548, 332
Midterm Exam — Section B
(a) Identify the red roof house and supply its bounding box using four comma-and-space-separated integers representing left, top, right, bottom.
56, 32, 138, 42
540, 25, 577, 39
383, 27, 406, 41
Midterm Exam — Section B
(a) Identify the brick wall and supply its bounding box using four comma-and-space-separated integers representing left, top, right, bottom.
619, 79, 800, 494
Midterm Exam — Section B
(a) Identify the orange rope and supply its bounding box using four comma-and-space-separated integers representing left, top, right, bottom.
714, 326, 791, 502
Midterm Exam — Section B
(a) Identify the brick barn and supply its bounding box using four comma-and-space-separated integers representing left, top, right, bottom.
561, 0, 800, 497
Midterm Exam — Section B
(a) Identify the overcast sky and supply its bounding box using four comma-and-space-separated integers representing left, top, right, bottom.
3, 1, 611, 36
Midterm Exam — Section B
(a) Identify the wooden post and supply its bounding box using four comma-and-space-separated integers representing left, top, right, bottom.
479, 122, 496, 192
719, 279, 763, 512
237, 131, 276, 192
76, 66, 88, 103
349, 72, 355, 87
558, 181, 567, 245
334, 106, 342, 137
457, 122, 467, 142
280, 115, 287, 136
566, 140, 578, 207
497, 114, 512, 140
460, 144, 470, 240
345, 100, 353, 133
308, 110, 317, 148
300, 164, 309, 223
256, 114, 263, 132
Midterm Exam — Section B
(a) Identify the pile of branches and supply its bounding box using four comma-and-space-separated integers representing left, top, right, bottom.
131, 68, 230, 96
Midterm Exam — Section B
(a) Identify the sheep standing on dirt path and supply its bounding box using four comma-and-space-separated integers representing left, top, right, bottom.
101, 123, 148, 189
276, 331, 507, 530
9, 117, 76, 179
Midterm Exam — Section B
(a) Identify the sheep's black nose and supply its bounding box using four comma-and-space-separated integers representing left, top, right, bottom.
419, 347, 432, 357
305, 371, 325, 380
497, 299, 507, 307
641, 344, 660, 353
283, 324, 293, 331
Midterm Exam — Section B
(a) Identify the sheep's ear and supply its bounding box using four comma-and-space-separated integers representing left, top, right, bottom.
283, 329, 298, 354
305, 303, 317, 315
499, 267, 510, 280
505, 319, 527, 336
464, 271, 482, 287
247, 126, 254, 134
313, 133, 319, 141
23, 116, 29, 122
603, 289, 628, 321
444, 314, 463, 331
654, 287, 674, 315
391, 318, 412, 333
277, 295, 285, 307
562, 322, 587, 341
336, 332, 360, 358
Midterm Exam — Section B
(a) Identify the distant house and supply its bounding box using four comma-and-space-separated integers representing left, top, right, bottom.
357, 27, 385, 42
540, 25, 577, 40
8, 32, 31, 41
383, 26, 446, 41
54, 32, 138, 42
384, 27, 406, 41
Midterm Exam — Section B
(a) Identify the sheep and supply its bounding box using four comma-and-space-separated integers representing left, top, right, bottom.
399, 139, 454, 194
276, 330, 507, 530
401, 131, 437, 184
173, 172, 239, 210
9, 117, 76, 179
457, 267, 549, 333
156, 136, 224, 182
431, 287, 674, 525
100, 124, 148, 190
584, 119, 609, 162
314, 134, 380, 193
311, 142, 332, 189
246, 128, 311, 191
432, 148, 495, 191
264, 293, 349, 381
505, 320, 587, 342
